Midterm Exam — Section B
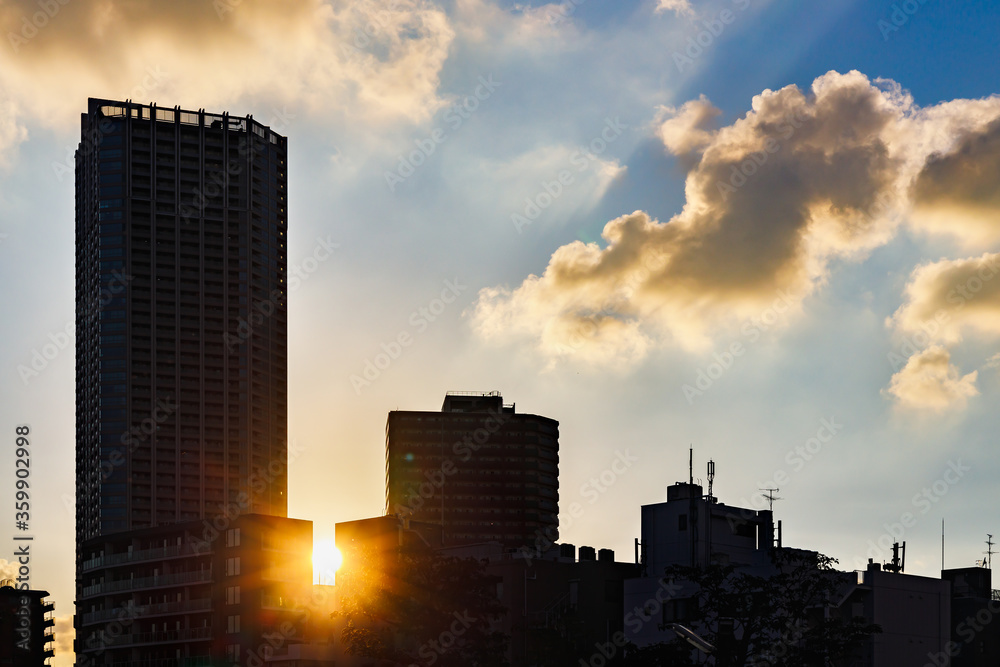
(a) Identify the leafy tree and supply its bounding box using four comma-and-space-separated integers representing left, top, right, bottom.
336, 541, 509, 666
648, 550, 880, 666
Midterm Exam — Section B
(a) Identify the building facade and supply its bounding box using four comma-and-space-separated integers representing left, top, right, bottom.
941, 567, 1000, 666
74, 98, 289, 662
75, 514, 315, 665
385, 391, 559, 548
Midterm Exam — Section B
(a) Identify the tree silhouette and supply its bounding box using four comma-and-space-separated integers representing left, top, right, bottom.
638, 550, 880, 666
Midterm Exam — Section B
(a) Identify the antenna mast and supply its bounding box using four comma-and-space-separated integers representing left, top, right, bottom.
759, 487, 782, 512
689, 447, 693, 485
706, 460, 715, 501
985, 534, 995, 569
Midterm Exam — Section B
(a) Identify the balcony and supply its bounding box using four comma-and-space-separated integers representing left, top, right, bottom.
82, 598, 212, 625
81, 569, 211, 597
81, 543, 205, 571
104, 625, 212, 647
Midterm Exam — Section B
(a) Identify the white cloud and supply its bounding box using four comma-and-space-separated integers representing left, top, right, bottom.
656, 0, 696, 17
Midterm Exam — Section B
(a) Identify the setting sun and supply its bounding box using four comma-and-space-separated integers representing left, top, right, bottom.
313, 539, 343, 584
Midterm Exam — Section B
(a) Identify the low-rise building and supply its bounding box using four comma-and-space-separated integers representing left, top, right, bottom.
0, 582, 55, 666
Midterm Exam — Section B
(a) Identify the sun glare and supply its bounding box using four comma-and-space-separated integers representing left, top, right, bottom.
313, 539, 343, 584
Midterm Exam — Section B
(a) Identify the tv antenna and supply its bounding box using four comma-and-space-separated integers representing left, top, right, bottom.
706, 460, 715, 501
984, 534, 995, 569
759, 487, 782, 512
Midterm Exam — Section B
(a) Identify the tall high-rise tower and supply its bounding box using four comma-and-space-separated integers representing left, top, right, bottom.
74, 98, 295, 664
75, 98, 288, 544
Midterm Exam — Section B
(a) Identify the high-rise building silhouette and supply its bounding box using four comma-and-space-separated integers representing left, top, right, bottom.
74, 98, 290, 662
385, 391, 559, 547
75, 98, 288, 540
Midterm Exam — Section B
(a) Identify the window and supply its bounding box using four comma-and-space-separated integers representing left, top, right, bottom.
226, 527, 241, 547
226, 556, 241, 576
227, 615, 241, 633
227, 644, 240, 661
226, 585, 241, 605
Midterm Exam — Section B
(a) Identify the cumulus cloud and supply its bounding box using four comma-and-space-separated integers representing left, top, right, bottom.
473, 70, 916, 358
0, 0, 454, 136
884, 346, 979, 411
656, 0, 696, 17
656, 95, 720, 158
0, 558, 15, 581
470, 70, 1000, 367
889, 253, 1000, 345
909, 117, 1000, 248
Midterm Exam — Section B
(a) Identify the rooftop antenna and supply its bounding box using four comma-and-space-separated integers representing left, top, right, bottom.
985, 534, 995, 569
706, 460, 715, 501
759, 487, 782, 513
689, 447, 693, 485
885, 541, 906, 573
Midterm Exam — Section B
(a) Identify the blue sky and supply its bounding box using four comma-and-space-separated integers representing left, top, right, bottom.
1, 0, 999, 660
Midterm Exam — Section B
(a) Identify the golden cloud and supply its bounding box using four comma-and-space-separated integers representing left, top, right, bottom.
0, 0, 454, 138
889, 253, 1000, 345
472, 71, 919, 360
884, 345, 978, 412
910, 117, 1000, 248
471, 70, 1000, 367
